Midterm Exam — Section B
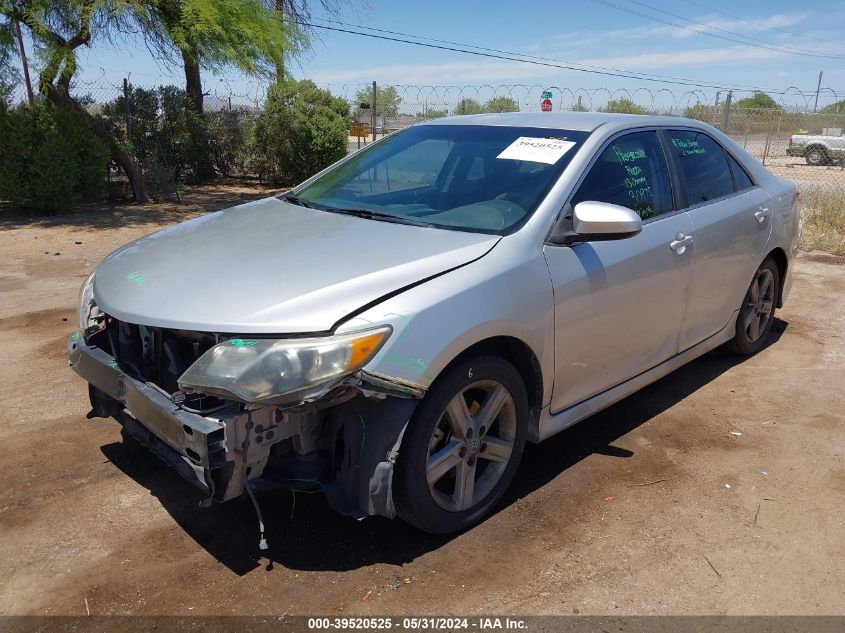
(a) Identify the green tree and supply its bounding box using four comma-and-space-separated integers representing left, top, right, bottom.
455, 98, 484, 115
601, 98, 648, 114
0, 0, 297, 202
240, 79, 348, 185
354, 85, 401, 117
820, 100, 845, 114
0, 19, 18, 108
133, 0, 292, 114
484, 96, 519, 113
735, 92, 782, 111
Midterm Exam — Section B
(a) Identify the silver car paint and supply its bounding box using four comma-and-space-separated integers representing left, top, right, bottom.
91, 197, 499, 333
543, 210, 698, 412
91, 113, 799, 448
335, 114, 798, 442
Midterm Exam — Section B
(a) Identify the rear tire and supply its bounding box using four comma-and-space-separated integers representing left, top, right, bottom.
805, 146, 829, 166
393, 356, 528, 534
726, 257, 780, 356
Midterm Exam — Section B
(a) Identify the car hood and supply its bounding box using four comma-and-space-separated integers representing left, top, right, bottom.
93, 197, 500, 333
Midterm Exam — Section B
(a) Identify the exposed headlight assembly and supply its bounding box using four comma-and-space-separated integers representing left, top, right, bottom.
178, 327, 391, 404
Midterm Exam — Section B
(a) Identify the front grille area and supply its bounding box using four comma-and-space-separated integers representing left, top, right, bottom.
97, 317, 225, 409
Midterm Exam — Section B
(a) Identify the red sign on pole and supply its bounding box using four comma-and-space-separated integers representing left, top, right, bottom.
541, 98, 553, 112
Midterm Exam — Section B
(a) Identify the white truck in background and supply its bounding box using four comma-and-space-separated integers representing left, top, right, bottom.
787, 128, 845, 165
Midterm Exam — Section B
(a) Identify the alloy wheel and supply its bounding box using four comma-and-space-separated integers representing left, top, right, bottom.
742, 268, 775, 343
426, 380, 517, 512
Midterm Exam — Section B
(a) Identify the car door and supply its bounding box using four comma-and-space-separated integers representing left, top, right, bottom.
663, 129, 773, 350
543, 129, 696, 413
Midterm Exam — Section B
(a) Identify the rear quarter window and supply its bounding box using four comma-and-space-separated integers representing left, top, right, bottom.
727, 153, 755, 191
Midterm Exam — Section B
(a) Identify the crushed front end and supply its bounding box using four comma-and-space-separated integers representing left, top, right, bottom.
68, 313, 424, 520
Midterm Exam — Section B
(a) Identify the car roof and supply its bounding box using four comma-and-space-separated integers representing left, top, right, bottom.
417, 111, 704, 133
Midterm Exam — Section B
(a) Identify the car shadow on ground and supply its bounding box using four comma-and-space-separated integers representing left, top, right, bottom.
101, 319, 787, 576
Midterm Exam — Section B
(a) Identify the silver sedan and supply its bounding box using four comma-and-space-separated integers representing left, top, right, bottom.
69, 112, 799, 535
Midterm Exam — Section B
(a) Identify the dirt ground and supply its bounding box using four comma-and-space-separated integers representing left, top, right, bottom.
0, 185, 843, 617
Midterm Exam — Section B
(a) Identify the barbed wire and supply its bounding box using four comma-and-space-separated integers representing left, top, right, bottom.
6, 78, 845, 115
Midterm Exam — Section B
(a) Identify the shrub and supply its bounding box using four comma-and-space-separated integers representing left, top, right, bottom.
601, 98, 648, 115
240, 80, 349, 185
157, 86, 215, 183
0, 102, 108, 212
207, 109, 246, 177
485, 96, 519, 113
455, 98, 484, 115
683, 103, 714, 122
101, 85, 215, 189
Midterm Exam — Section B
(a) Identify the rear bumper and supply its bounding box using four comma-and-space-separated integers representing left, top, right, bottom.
68, 333, 230, 497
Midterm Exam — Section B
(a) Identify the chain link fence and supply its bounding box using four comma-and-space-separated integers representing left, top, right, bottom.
5, 79, 845, 241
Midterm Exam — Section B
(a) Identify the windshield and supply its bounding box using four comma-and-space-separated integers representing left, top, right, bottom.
294, 124, 590, 235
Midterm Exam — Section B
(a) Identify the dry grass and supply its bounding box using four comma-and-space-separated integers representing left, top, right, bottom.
800, 190, 845, 256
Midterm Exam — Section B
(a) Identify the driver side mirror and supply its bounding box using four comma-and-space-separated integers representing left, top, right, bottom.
548, 201, 643, 245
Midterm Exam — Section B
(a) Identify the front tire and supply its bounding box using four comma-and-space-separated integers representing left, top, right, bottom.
393, 356, 528, 534
726, 257, 779, 356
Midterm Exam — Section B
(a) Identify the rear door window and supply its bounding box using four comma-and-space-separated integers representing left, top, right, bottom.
571, 130, 674, 220
666, 130, 735, 205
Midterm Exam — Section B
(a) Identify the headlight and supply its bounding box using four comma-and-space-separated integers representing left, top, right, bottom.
78, 273, 96, 330
178, 327, 391, 404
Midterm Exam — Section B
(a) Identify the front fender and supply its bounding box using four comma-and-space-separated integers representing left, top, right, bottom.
336, 246, 556, 407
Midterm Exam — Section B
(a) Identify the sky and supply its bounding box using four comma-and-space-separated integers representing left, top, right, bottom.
10, 0, 845, 110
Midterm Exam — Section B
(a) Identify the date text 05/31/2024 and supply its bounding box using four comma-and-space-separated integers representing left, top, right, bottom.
307, 617, 528, 630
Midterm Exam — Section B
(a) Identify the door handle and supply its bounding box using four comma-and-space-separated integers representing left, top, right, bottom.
669, 233, 694, 253
754, 207, 770, 223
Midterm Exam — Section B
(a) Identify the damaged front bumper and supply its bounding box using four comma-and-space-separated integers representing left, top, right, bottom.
68, 331, 421, 519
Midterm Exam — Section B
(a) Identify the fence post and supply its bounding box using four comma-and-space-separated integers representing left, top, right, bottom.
123, 78, 131, 141
371, 81, 377, 141
762, 112, 773, 166
721, 90, 732, 132
712, 91, 720, 127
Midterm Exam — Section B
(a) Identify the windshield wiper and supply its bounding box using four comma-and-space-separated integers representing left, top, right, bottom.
324, 207, 433, 228
283, 194, 315, 209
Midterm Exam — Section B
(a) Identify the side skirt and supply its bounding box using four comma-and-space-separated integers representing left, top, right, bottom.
532, 311, 738, 443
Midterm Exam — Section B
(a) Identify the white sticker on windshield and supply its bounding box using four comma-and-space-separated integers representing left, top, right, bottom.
496, 137, 576, 164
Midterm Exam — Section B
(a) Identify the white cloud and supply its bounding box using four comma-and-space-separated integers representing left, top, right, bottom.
543, 12, 811, 45
310, 45, 786, 85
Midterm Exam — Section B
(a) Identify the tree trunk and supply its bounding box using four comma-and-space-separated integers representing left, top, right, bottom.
182, 49, 203, 113
275, 0, 284, 80
45, 84, 151, 203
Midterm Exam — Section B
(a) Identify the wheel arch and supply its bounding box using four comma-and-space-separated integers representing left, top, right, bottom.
433, 336, 544, 426
765, 247, 788, 308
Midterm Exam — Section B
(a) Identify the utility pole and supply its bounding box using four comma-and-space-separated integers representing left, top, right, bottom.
13, 19, 34, 105
721, 90, 733, 131
123, 78, 131, 140
813, 71, 823, 113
